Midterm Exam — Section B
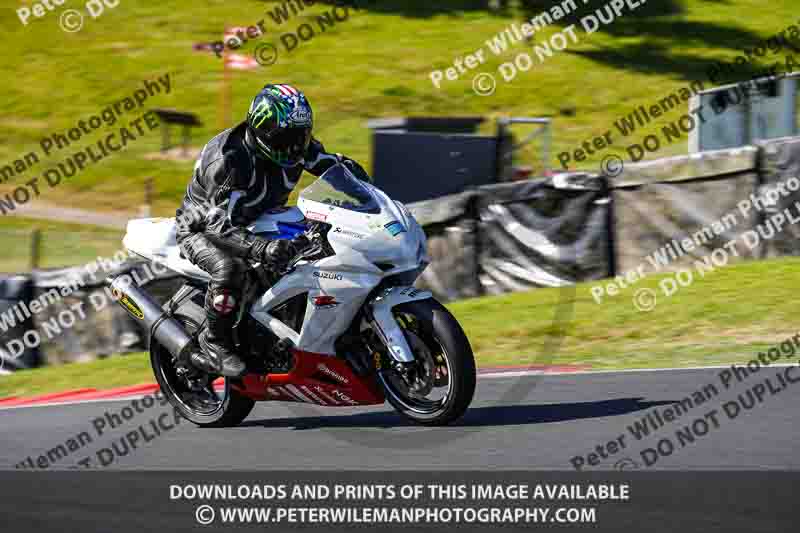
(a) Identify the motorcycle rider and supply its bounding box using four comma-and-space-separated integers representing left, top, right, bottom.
176, 84, 370, 378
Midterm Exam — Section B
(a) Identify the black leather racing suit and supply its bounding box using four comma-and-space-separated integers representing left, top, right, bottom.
175, 121, 367, 344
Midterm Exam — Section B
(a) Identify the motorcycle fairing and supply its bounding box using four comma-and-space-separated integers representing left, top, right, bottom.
235, 349, 384, 406
121, 166, 431, 407
121, 208, 308, 282
249, 170, 429, 357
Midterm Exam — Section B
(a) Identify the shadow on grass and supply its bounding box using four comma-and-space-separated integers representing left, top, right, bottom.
533, 2, 768, 82
313, 0, 491, 18
314, 0, 768, 82
316, 0, 685, 19
240, 396, 676, 429
599, 19, 766, 48
519, 0, 685, 21
310, 0, 683, 19
569, 43, 771, 85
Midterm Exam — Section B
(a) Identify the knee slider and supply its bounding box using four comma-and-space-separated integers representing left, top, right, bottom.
207, 288, 239, 315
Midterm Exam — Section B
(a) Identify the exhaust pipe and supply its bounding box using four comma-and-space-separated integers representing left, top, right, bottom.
108, 276, 194, 360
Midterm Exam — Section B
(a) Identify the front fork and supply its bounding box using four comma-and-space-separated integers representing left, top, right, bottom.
366, 286, 433, 365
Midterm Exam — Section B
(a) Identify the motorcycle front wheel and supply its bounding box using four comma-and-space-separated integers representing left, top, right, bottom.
377, 299, 476, 426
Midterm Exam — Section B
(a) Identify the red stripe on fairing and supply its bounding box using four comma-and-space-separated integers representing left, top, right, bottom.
314, 388, 340, 405
301, 385, 327, 405
273, 385, 299, 402
229, 349, 386, 406
285, 384, 313, 403
268, 386, 294, 402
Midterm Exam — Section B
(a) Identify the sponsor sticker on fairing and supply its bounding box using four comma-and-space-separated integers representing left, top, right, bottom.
384, 221, 406, 237
305, 211, 328, 222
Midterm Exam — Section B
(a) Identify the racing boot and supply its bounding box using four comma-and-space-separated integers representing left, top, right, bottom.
197, 330, 247, 378
193, 291, 247, 378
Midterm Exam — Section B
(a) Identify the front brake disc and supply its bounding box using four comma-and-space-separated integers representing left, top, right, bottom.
404, 330, 436, 398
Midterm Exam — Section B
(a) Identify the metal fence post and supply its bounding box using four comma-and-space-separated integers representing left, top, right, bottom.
141, 178, 153, 217
30, 228, 41, 270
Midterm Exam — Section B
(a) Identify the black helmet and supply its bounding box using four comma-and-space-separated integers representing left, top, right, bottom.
245, 84, 313, 167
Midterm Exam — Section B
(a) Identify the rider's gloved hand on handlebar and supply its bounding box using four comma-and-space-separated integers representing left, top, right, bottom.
336, 154, 373, 184
258, 236, 310, 272
289, 234, 311, 252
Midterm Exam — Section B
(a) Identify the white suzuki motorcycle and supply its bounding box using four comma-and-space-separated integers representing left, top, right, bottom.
109, 165, 476, 427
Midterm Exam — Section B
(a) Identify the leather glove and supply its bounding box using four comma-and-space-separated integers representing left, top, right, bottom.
262, 240, 294, 271
289, 234, 311, 252
337, 155, 373, 184
260, 235, 311, 272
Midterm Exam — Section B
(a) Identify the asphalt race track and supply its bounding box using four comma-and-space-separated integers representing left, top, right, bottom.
2, 367, 799, 470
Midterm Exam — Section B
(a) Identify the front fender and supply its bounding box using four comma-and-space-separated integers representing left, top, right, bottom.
368, 286, 432, 363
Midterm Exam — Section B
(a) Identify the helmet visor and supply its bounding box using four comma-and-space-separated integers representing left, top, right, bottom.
251, 126, 311, 167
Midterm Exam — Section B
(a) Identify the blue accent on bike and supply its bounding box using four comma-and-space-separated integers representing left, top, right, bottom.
384, 221, 406, 237
275, 222, 307, 240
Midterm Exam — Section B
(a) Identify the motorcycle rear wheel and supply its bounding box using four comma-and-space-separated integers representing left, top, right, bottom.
378, 299, 476, 426
150, 310, 255, 428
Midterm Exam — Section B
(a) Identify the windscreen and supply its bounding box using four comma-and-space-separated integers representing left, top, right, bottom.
300, 165, 380, 214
